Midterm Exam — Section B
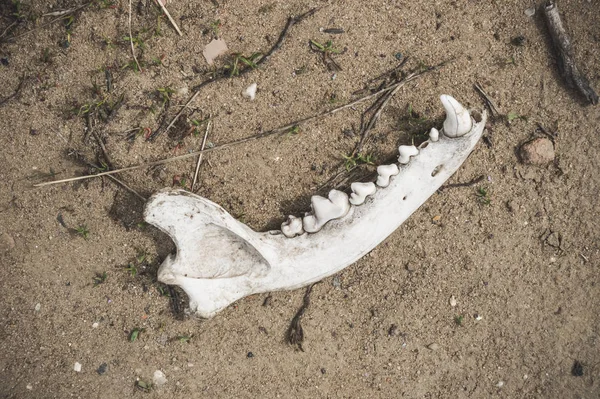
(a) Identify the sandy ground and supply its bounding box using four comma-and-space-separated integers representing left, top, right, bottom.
1, 0, 599, 398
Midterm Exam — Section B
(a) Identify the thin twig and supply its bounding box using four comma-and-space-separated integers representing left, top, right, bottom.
0, 75, 25, 107
155, 0, 182, 36
128, 0, 142, 73
91, 130, 113, 167
0, 21, 17, 40
34, 62, 446, 188
474, 82, 501, 118
287, 283, 317, 351
153, 8, 320, 141
438, 175, 485, 192
3, 3, 91, 42
192, 117, 211, 190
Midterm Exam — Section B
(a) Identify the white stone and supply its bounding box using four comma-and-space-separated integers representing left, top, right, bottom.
74, 362, 82, 372
242, 83, 257, 100
153, 370, 167, 386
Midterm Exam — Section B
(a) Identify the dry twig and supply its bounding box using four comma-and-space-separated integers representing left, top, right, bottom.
287, 283, 317, 351
128, 0, 142, 73
542, 1, 598, 105
192, 117, 211, 191
155, 0, 182, 36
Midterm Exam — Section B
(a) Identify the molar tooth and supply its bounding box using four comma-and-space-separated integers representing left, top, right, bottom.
350, 182, 377, 205
429, 127, 439, 142
281, 215, 304, 238
303, 190, 350, 233
440, 94, 472, 138
376, 164, 399, 188
398, 145, 419, 164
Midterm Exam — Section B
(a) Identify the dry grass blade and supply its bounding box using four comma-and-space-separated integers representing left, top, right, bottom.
155, 0, 182, 36
128, 0, 142, 73
192, 116, 211, 191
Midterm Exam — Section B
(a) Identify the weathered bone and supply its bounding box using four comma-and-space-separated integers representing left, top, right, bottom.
144, 95, 487, 318
441, 94, 472, 137
349, 182, 377, 205
376, 164, 400, 188
398, 145, 419, 164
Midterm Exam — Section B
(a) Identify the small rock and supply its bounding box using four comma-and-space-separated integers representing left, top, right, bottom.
449, 295, 457, 307
0, 232, 15, 252
511, 35, 526, 46
242, 83, 257, 100
26, 384, 33, 390
74, 362, 82, 372
202, 39, 228, 65
92, 322, 99, 328
405, 262, 416, 272
332, 275, 341, 288
427, 343, 440, 351
153, 370, 167, 386
524, 7, 535, 17
474, 314, 483, 321
247, 352, 254, 358
388, 324, 398, 337
571, 361, 584, 377
97, 363, 108, 375
519, 138, 555, 166
34, 303, 41, 312
497, 381, 504, 388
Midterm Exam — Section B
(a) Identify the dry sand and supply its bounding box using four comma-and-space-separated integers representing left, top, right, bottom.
1, 0, 599, 397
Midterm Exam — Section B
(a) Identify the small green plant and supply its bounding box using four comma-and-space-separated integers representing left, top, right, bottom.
156, 87, 174, 107
285, 125, 300, 137
210, 19, 221, 37
342, 152, 375, 171
129, 327, 145, 342
41, 48, 52, 63
225, 53, 261, 77
475, 186, 491, 205
122, 34, 146, 51
177, 335, 191, 343
93, 272, 108, 287
506, 111, 527, 124
135, 380, 152, 392
76, 225, 90, 239
125, 263, 137, 277
454, 315, 464, 326
156, 285, 171, 297
309, 39, 342, 55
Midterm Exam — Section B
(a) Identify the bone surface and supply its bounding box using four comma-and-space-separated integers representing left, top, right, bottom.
144, 95, 487, 318
281, 215, 304, 238
349, 182, 377, 205
441, 94, 472, 137
376, 164, 400, 187
429, 127, 439, 142
398, 145, 419, 164
303, 190, 350, 233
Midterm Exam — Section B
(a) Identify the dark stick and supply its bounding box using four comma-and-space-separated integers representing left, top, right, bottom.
287, 283, 317, 351
542, 1, 598, 105
0, 76, 25, 107
438, 175, 485, 192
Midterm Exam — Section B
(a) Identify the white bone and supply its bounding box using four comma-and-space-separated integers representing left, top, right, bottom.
303, 190, 350, 233
243, 83, 257, 100
281, 215, 303, 238
440, 94, 472, 137
376, 164, 399, 187
144, 96, 487, 318
398, 145, 419, 164
349, 182, 377, 205
429, 127, 439, 142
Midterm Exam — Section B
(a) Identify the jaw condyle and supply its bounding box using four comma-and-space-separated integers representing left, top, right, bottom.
144, 95, 487, 318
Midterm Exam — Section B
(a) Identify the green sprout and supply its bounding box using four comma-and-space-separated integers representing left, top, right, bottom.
475, 186, 491, 205
342, 153, 375, 171
76, 225, 90, 239
93, 272, 107, 287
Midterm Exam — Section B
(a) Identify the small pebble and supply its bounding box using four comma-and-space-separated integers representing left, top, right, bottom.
26, 384, 33, 390
497, 381, 504, 388
34, 303, 41, 312
572, 361, 584, 377
474, 314, 483, 321
427, 343, 440, 351
449, 295, 457, 307
97, 363, 107, 375
519, 138, 555, 166
321, 368, 326, 374
73, 362, 82, 372
92, 322, 99, 328
524, 7, 535, 17
153, 370, 168, 386
242, 83, 257, 100
247, 352, 254, 358
0, 232, 15, 252
332, 275, 341, 288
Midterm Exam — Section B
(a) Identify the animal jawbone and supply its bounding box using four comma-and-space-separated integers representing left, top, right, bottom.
144, 95, 488, 318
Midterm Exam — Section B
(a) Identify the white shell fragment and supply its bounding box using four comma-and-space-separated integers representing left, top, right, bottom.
281, 215, 304, 238
429, 127, 439, 142
440, 94, 472, 138
349, 182, 377, 205
303, 190, 350, 233
202, 39, 228, 65
398, 145, 419, 164
376, 164, 400, 187
144, 95, 488, 318
242, 83, 257, 100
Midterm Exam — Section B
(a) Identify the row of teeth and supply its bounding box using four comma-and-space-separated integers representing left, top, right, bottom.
280, 95, 472, 238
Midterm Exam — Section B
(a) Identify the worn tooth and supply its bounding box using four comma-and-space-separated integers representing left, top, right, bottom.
398, 145, 419, 164
303, 190, 350, 233
281, 215, 304, 238
429, 127, 439, 142
350, 182, 377, 205
440, 94, 472, 138
376, 164, 399, 188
